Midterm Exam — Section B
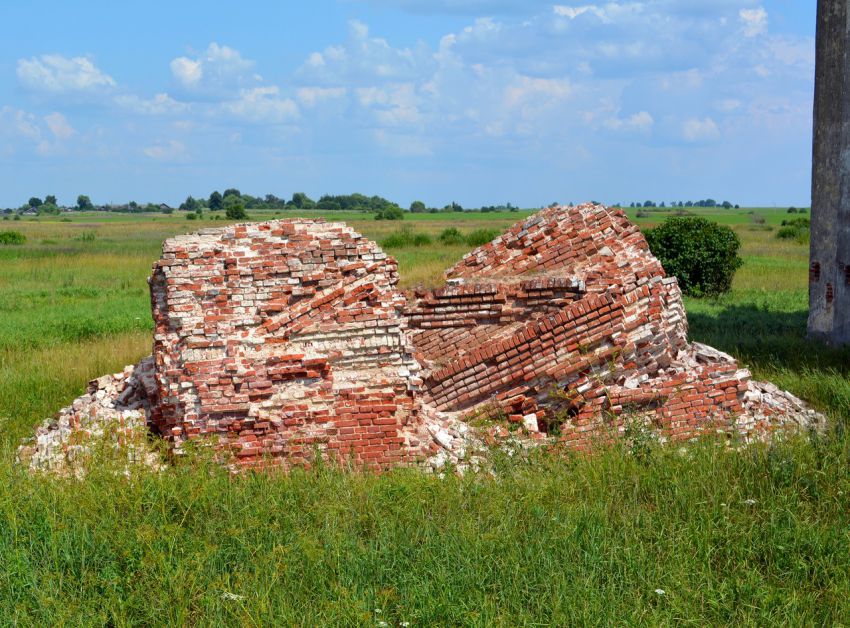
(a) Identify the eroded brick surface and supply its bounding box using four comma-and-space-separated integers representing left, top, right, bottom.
410, 204, 822, 455
20, 205, 825, 474
148, 220, 430, 469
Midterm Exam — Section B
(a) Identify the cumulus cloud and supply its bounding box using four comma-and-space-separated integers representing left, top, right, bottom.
170, 43, 260, 94
16, 54, 116, 93
682, 117, 720, 142
553, 5, 613, 22
0, 107, 42, 144
740, 7, 768, 37
296, 87, 347, 107
115, 93, 189, 115
44, 112, 76, 140
297, 20, 430, 86
221, 87, 299, 123
604, 110, 654, 132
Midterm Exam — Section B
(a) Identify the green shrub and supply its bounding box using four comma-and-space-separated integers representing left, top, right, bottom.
380, 227, 432, 249
777, 217, 810, 244
0, 230, 26, 245
374, 205, 405, 221
438, 228, 466, 246
74, 231, 97, 242
186, 212, 197, 220
645, 216, 742, 297
412, 233, 432, 246
224, 195, 247, 220
465, 228, 500, 247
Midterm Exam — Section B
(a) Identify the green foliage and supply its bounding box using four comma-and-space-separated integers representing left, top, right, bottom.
180, 195, 201, 213
0, 230, 26, 245
289, 192, 315, 209
777, 217, 810, 244
409, 200, 427, 213
0, 435, 849, 624
380, 227, 432, 248
37, 203, 60, 216
76, 195, 94, 211
208, 191, 223, 211
465, 228, 500, 247
186, 212, 197, 220
27, 197, 43, 208
645, 216, 743, 297
374, 205, 405, 221
223, 195, 247, 220
438, 227, 466, 245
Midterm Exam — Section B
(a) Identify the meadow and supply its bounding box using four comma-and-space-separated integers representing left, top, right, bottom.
0, 206, 848, 625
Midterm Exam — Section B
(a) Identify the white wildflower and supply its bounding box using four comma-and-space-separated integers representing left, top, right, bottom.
655, 589, 666, 596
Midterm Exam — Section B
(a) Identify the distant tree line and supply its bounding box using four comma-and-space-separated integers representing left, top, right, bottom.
627, 199, 739, 209
3, 190, 524, 221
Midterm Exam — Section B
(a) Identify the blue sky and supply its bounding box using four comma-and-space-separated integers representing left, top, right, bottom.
0, 0, 816, 208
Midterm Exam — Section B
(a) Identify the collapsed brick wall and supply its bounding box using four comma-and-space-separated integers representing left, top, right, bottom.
149, 220, 429, 468
19, 205, 825, 474
409, 204, 815, 450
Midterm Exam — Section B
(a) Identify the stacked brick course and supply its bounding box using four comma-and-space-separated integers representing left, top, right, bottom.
20, 204, 824, 474
148, 220, 428, 469
410, 204, 820, 451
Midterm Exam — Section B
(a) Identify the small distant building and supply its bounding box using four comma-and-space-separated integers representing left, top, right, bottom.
159, 203, 172, 212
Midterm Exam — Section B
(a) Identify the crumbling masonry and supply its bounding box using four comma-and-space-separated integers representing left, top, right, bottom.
20, 204, 824, 473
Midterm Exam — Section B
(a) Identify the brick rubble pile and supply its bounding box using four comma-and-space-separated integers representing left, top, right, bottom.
17, 358, 161, 476
19, 205, 825, 474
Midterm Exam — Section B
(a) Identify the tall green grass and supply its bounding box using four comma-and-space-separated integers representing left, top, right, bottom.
0, 207, 848, 623
1, 435, 848, 625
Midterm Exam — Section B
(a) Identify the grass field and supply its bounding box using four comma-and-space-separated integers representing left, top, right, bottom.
0, 206, 848, 624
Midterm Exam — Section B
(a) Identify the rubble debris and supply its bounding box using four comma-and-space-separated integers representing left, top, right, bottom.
17, 358, 162, 477
19, 205, 826, 474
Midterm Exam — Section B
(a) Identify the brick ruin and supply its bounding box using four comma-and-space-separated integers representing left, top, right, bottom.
20, 204, 824, 474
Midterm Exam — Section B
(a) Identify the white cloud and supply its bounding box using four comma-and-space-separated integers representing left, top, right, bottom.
740, 7, 768, 37
115, 93, 189, 115
44, 112, 76, 140
553, 5, 610, 22
296, 20, 430, 86
296, 87, 347, 107
16, 54, 116, 93
170, 43, 259, 93
221, 87, 299, 123
682, 117, 720, 142
0, 107, 79, 157
170, 58, 203, 87
0, 107, 41, 141
604, 110, 654, 132
143, 140, 187, 161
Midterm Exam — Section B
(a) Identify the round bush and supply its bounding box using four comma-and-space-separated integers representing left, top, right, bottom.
0, 230, 26, 245
374, 205, 404, 221
644, 216, 742, 297
438, 227, 465, 246
465, 228, 500, 247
